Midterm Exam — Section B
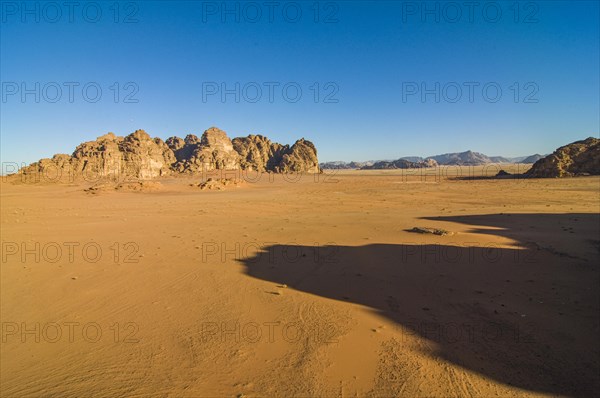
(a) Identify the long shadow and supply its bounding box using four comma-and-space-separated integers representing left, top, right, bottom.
239, 213, 600, 397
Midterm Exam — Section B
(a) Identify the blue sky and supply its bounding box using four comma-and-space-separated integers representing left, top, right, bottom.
1, 0, 599, 164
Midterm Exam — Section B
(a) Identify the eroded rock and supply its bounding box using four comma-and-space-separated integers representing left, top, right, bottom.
526, 137, 600, 178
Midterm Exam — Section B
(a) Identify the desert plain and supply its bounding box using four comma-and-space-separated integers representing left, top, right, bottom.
1, 166, 599, 397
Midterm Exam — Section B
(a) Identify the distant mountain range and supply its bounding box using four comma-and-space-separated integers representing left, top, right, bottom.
320, 151, 547, 169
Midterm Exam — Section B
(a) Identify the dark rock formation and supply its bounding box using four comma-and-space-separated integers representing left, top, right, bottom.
320, 161, 374, 169
361, 158, 438, 170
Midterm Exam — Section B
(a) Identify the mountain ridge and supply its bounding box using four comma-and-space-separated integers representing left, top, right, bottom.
320, 151, 548, 169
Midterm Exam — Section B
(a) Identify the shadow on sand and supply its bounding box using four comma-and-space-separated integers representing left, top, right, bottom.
239, 213, 599, 397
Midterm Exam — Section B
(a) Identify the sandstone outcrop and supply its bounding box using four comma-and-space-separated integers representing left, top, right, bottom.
276, 139, 320, 173
21, 130, 175, 180
17, 127, 320, 181
170, 128, 240, 173
232, 135, 319, 173
526, 137, 600, 178
232, 135, 285, 172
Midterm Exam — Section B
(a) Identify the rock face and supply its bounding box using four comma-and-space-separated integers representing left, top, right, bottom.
233, 135, 319, 173
232, 135, 286, 172
170, 128, 240, 173
361, 158, 438, 170
277, 139, 320, 173
18, 127, 320, 181
526, 137, 600, 178
21, 130, 175, 180
119, 131, 176, 179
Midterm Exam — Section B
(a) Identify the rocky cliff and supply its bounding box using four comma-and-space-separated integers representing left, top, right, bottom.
169, 127, 241, 173
526, 137, 600, 178
232, 135, 286, 172
22, 130, 176, 180
232, 135, 320, 173
17, 127, 320, 181
276, 139, 320, 173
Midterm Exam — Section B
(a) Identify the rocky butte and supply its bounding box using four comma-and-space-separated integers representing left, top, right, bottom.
17, 127, 320, 180
526, 137, 600, 178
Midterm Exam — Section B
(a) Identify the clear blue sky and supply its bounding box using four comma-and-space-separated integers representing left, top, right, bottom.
1, 0, 598, 164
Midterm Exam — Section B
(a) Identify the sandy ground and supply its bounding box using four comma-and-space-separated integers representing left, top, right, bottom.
1, 166, 599, 397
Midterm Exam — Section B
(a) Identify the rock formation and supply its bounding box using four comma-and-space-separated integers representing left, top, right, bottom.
320, 161, 374, 170
526, 137, 600, 178
17, 127, 320, 181
119, 131, 176, 179
232, 135, 286, 172
21, 130, 175, 180
232, 135, 319, 173
169, 128, 240, 173
276, 139, 320, 173
361, 158, 438, 170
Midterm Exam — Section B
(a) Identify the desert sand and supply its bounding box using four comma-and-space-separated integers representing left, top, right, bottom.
1, 166, 599, 397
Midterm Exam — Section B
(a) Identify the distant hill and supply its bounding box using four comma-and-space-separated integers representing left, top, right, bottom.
399, 156, 425, 162
521, 154, 545, 163
429, 150, 492, 165
320, 161, 374, 169
321, 151, 552, 169
361, 158, 438, 170
489, 156, 511, 163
